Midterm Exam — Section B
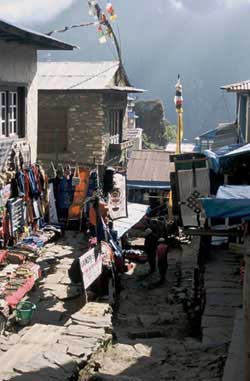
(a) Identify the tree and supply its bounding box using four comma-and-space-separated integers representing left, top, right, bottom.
162, 123, 177, 144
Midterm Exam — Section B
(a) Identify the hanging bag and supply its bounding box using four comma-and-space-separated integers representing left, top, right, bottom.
72, 165, 80, 187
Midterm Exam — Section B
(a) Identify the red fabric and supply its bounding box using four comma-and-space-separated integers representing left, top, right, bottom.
156, 243, 168, 261
24, 170, 31, 201
0, 250, 8, 264
5, 276, 35, 308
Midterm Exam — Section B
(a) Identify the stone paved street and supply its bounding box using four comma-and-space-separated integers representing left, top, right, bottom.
0, 234, 244, 381
0, 232, 113, 381
80, 243, 243, 381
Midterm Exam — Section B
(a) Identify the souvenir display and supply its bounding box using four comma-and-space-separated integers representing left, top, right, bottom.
0, 163, 61, 326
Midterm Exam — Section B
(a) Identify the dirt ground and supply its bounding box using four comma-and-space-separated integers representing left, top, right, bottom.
80, 243, 228, 381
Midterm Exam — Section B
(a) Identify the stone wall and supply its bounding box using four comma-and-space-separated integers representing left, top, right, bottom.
103, 91, 127, 164
0, 40, 38, 162
38, 90, 128, 166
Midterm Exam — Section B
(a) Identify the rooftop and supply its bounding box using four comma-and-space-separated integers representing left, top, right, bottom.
221, 80, 250, 93
198, 122, 238, 149
166, 142, 197, 153
0, 19, 75, 50
37, 61, 144, 92
127, 150, 174, 184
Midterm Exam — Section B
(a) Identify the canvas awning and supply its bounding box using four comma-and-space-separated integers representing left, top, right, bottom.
201, 185, 250, 219
224, 143, 250, 157
113, 203, 147, 239
201, 198, 250, 220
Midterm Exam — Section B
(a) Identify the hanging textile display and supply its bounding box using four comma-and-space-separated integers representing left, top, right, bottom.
103, 167, 115, 196
68, 168, 90, 221
106, 2, 117, 21
108, 173, 127, 220
178, 167, 210, 227
88, 0, 97, 16
48, 183, 58, 224
97, 24, 107, 44
88, 0, 101, 19
7, 199, 24, 236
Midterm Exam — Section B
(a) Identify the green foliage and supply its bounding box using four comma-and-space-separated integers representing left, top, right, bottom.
142, 133, 158, 149
162, 123, 177, 143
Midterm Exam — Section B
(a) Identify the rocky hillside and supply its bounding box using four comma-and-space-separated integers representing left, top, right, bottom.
135, 99, 175, 148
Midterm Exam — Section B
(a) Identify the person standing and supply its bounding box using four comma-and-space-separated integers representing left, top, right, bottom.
144, 228, 158, 274
156, 238, 168, 283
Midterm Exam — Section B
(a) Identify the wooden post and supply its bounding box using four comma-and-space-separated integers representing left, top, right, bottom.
243, 239, 250, 381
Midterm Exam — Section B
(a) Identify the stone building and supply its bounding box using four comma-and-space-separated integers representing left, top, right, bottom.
37, 61, 143, 167
0, 19, 74, 165
126, 96, 143, 151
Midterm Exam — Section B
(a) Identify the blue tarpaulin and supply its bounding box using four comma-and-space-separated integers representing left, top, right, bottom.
201, 198, 250, 220
201, 186, 250, 219
224, 143, 250, 157
203, 144, 243, 173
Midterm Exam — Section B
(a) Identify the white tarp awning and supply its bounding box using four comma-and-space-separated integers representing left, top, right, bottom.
216, 185, 250, 199
113, 203, 147, 239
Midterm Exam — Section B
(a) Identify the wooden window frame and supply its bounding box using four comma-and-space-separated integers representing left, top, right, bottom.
0, 85, 26, 139
109, 109, 123, 144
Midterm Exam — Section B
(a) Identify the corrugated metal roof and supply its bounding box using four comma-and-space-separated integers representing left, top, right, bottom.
127, 150, 174, 183
37, 62, 142, 92
0, 19, 75, 50
221, 80, 250, 92
38, 61, 119, 90
198, 122, 238, 150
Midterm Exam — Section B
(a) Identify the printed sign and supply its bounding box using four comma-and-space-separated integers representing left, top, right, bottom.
79, 247, 102, 289
101, 241, 113, 268
108, 173, 127, 220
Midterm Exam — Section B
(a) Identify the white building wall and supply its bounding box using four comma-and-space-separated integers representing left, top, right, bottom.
0, 40, 38, 162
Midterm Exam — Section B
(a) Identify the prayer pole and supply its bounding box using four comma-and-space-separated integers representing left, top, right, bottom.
174, 75, 184, 154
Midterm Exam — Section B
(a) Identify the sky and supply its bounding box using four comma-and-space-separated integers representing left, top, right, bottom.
1, 0, 250, 139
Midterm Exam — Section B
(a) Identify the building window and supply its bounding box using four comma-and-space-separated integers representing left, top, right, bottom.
0, 92, 7, 137
0, 87, 26, 138
109, 110, 123, 144
9, 92, 18, 136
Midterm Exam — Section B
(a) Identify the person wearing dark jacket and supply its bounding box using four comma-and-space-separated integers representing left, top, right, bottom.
144, 228, 158, 274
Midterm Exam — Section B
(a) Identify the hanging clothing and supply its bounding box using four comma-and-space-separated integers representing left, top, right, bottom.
28, 167, 39, 198
48, 183, 58, 224
16, 171, 25, 197
103, 167, 115, 196
55, 176, 74, 209
68, 168, 89, 221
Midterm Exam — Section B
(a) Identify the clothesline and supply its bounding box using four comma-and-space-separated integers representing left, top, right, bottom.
46, 21, 96, 36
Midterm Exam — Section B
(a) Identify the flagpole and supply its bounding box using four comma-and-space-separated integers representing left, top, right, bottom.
175, 75, 184, 154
